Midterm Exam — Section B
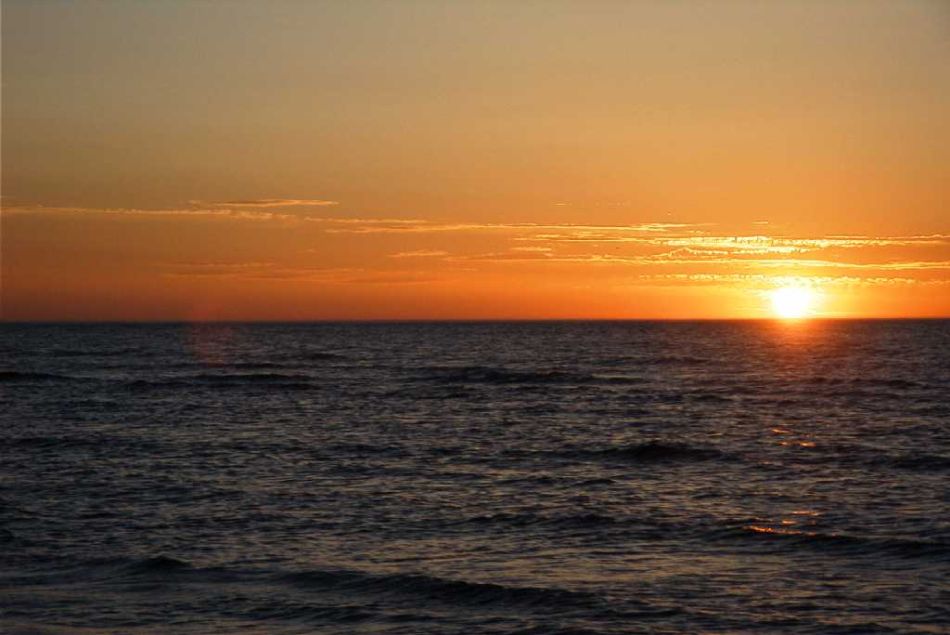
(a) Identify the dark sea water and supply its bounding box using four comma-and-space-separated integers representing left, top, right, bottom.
1, 320, 948, 634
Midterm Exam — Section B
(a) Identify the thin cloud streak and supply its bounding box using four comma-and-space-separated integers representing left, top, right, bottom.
322, 221, 703, 235
388, 250, 451, 258
516, 233, 950, 250
161, 261, 363, 281
193, 199, 339, 208
633, 273, 943, 287
2, 205, 294, 221
444, 251, 950, 273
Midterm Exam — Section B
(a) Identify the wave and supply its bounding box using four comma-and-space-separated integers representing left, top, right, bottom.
909, 403, 950, 417
224, 350, 346, 366
48, 348, 147, 358
126, 372, 315, 390
885, 452, 950, 472
381, 385, 474, 400
2, 434, 163, 453
281, 568, 601, 609
0, 622, 111, 635
633, 355, 710, 366
415, 365, 594, 385
412, 365, 640, 386
117, 360, 317, 373
855, 378, 929, 390
37, 556, 243, 587
460, 511, 620, 530
721, 524, 950, 561
319, 442, 409, 457
300, 351, 347, 361
64, 398, 121, 411
812, 388, 906, 401
806, 376, 930, 391
183, 372, 313, 383
551, 441, 729, 464
203, 361, 288, 370
2, 435, 97, 450
786, 443, 950, 473
28, 556, 601, 612
687, 393, 734, 403
121, 555, 192, 574
0, 371, 77, 382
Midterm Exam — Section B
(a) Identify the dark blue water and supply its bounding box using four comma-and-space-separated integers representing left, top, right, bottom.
2, 320, 948, 634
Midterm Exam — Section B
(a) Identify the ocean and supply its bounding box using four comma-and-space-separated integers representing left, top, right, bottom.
1, 320, 948, 634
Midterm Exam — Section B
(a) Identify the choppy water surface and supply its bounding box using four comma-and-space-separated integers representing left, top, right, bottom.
1, 320, 948, 634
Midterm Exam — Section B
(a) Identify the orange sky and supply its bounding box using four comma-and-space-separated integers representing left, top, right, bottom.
2, 1, 948, 320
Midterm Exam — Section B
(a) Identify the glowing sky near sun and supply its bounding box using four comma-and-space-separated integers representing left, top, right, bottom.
2, 0, 948, 320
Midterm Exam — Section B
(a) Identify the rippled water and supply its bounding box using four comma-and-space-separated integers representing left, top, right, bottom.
1, 320, 948, 634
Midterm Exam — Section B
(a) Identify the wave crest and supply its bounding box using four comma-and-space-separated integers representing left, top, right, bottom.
0, 371, 75, 382
556, 441, 727, 464
282, 568, 601, 609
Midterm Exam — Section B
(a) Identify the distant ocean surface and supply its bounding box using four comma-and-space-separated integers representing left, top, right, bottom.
1, 320, 948, 634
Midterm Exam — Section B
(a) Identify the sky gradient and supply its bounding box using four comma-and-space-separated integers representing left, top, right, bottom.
3, 0, 948, 320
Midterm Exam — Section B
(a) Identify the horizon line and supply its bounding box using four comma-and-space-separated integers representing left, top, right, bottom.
2, 316, 948, 326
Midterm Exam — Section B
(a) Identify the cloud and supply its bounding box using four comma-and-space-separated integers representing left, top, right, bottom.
439, 249, 950, 275
321, 221, 507, 234
321, 221, 704, 235
193, 198, 339, 208
4, 206, 705, 236
388, 250, 450, 258
516, 232, 950, 250
164, 261, 276, 273
8, 203, 947, 285
632, 273, 937, 288
2, 205, 294, 221
161, 261, 364, 281
341, 272, 444, 285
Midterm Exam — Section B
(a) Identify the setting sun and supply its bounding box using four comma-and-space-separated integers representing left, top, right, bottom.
770, 286, 816, 319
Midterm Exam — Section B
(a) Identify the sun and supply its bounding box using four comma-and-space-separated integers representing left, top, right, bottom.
769, 286, 816, 319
